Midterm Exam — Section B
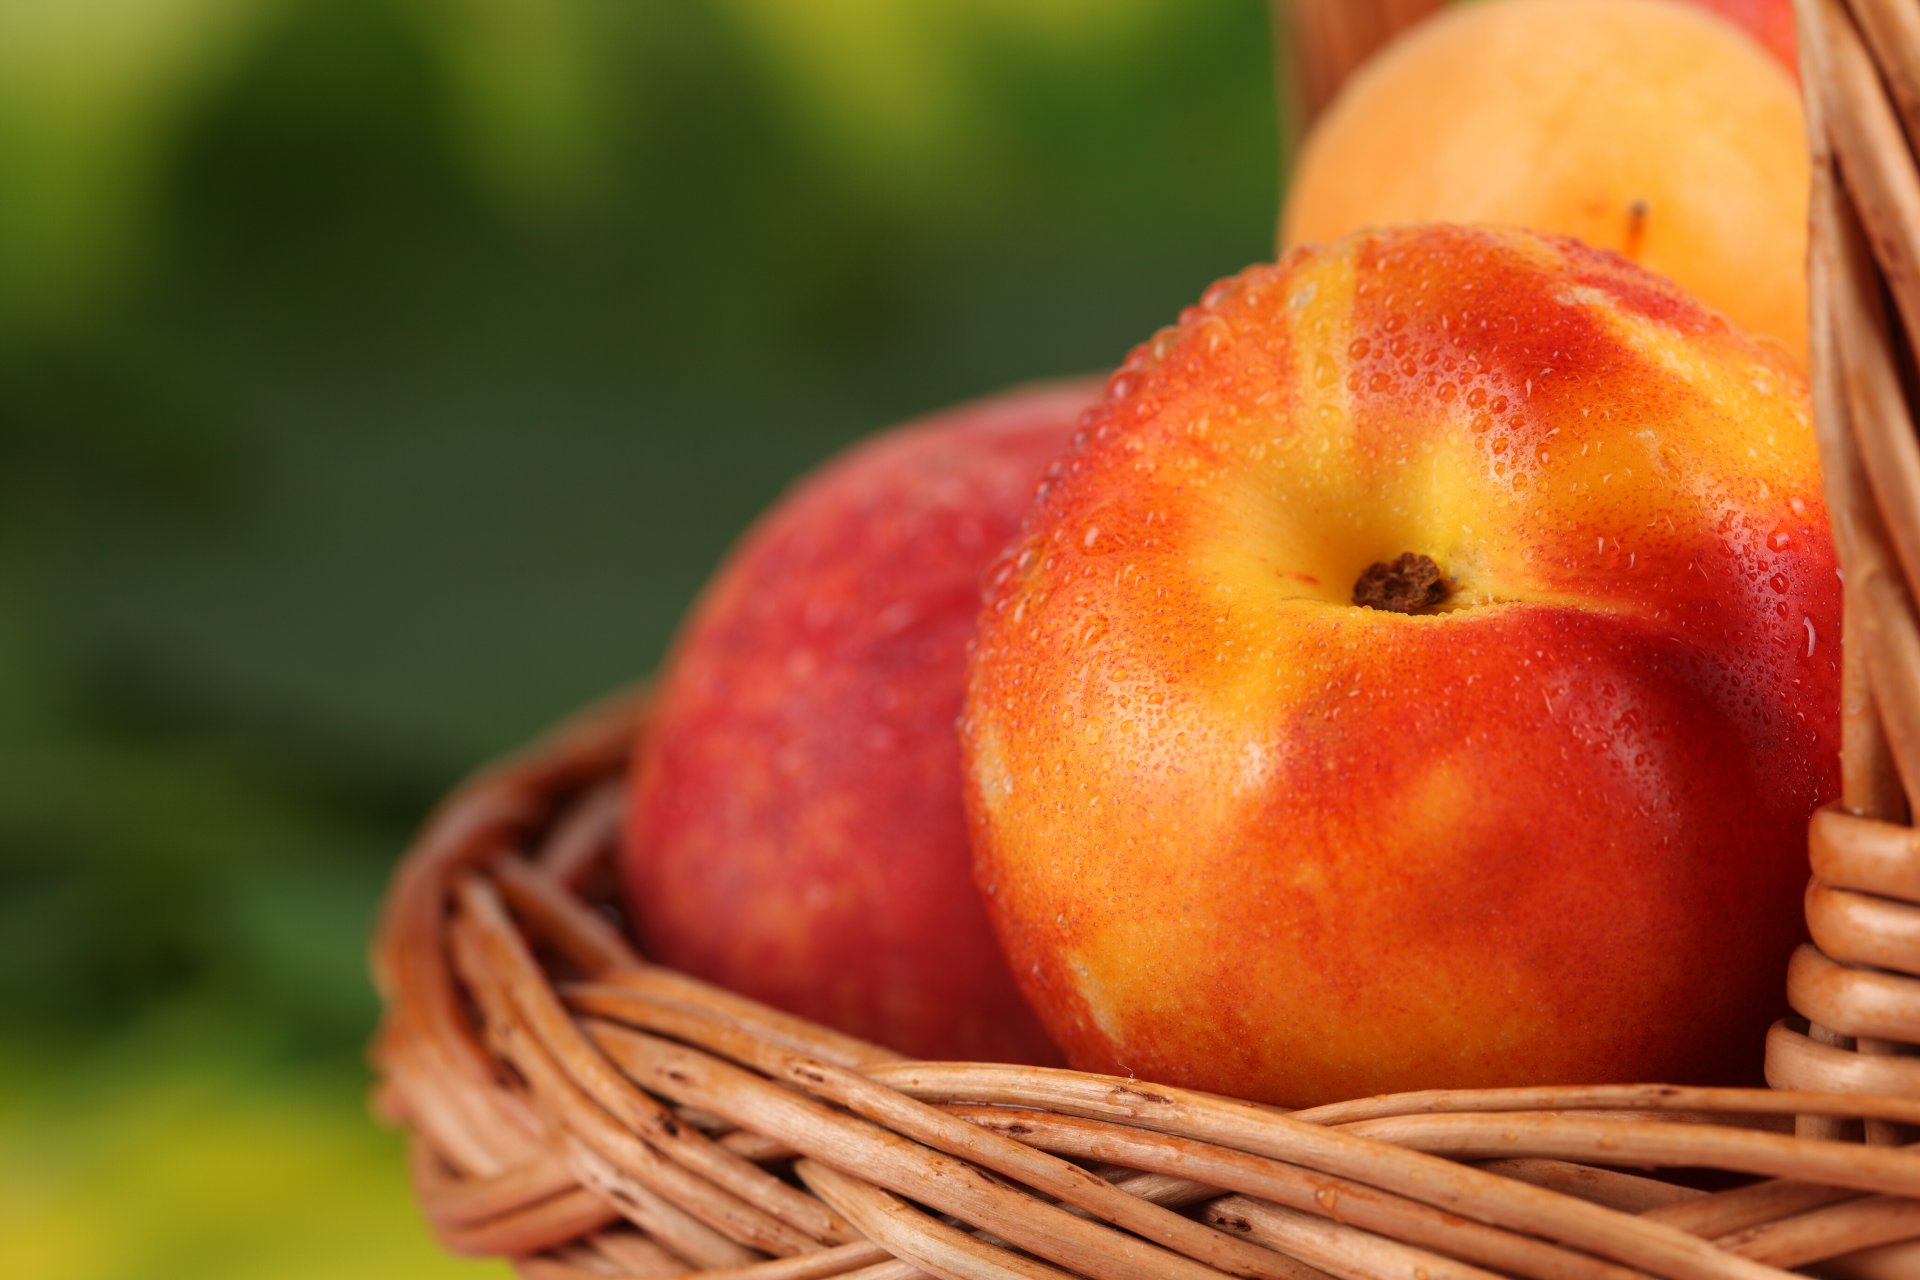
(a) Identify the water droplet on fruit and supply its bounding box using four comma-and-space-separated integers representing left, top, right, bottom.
1768, 527, 1793, 553
1769, 573, 1790, 594
1347, 337, 1370, 359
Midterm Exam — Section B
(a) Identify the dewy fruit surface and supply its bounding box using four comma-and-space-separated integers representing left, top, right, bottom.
962, 226, 1839, 1105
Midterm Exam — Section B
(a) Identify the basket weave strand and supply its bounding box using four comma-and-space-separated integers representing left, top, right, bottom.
371, 3, 1920, 1276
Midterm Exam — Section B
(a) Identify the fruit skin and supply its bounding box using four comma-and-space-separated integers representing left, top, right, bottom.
1674, 0, 1797, 77
624, 380, 1096, 1065
1282, 0, 1808, 367
962, 227, 1839, 1105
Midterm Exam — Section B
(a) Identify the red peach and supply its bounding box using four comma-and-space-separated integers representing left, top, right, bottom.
624, 380, 1098, 1063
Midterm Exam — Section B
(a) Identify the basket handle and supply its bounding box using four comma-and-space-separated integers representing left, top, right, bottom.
1277, 0, 1441, 125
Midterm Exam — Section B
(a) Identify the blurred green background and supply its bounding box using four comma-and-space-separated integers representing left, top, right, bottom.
0, 1, 1283, 1275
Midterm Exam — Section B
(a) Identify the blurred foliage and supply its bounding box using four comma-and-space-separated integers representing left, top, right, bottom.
0, 1, 1281, 1276
0, 1007, 481, 1279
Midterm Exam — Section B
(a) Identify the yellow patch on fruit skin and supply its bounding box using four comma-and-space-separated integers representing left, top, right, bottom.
970, 721, 1014, 816
1068, 951, 1128, 1049
1578, 286, 1815, 483
1384, 756, 1475, 873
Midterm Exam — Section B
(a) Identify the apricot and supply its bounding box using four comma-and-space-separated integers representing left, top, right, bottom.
1282, 0, 1808, 366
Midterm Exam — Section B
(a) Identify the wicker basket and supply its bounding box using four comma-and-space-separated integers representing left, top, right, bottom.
370, 3, 1920, 1276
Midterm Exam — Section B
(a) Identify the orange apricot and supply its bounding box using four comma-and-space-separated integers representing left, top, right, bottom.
1282, 0, 1808, 367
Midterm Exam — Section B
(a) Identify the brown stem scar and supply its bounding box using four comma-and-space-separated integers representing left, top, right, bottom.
1353, 553, 1452, 614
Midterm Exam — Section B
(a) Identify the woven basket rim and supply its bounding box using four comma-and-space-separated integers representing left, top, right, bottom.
371, 685, 1920, 1280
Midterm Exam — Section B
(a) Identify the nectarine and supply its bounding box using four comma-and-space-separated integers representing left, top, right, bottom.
962, 227, 1839, 1104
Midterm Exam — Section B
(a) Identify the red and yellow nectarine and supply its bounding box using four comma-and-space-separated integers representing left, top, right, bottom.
962, 227, 1839, 1104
